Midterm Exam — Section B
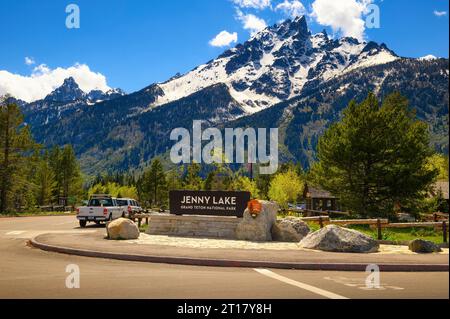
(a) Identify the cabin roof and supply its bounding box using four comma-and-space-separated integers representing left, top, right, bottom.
304, 184, 337, 199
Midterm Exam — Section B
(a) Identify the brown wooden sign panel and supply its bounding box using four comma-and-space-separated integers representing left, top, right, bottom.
169, 190, 251, 218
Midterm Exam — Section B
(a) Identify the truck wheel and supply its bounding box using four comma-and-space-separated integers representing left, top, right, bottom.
79, 220, 87, 228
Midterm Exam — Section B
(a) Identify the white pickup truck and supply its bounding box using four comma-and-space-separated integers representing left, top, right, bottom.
76, 195, 124, 228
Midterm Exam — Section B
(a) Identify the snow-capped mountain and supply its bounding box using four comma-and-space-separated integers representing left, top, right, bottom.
419, 55, 438, 61
86, 87, 126, 103
44, 77, 86, 102
43, 77, 125, 104
17, 77, 125, 129
5, 16, 447, 175
152, 16, 397, 114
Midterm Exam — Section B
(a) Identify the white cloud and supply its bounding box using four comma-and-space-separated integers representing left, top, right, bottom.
311, 0, 373, 41
236, 9, 268, 35
24, 57, 35, 66
434, 10, 447, 17
0, 63, 111, 103
275, 0, 306, 18
232, 0, 272, 10
209, 30, 238, 47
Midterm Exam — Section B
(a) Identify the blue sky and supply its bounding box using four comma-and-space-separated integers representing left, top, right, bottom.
0, 0, 448, 99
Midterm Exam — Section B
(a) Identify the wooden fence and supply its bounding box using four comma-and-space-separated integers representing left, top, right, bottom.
299, 215, 449, 243
37, 205, 74, 212
129, 209, 165, 227
421, 212, 449, 222
286, 208, 351, 217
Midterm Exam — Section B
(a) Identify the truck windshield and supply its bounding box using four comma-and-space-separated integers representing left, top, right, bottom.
89, 198, 114, 207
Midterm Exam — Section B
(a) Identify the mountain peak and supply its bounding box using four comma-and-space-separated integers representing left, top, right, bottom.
155, 14, 398, 114
63, 77, 77, 86
269, 15, 309, 40
42, 77, 125, 103
290, 15, 308, 30
44, 77, 85, 102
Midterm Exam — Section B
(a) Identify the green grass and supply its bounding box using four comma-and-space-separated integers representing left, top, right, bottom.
139, 223, 149, 233
304, 221, 321, 232
347, 224, 444, 244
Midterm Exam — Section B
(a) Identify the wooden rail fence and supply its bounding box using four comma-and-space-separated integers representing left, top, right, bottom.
129, 209, 166, 228
299, 215, 449, 243
286, 208, 351, 217
37, 205, 74, 212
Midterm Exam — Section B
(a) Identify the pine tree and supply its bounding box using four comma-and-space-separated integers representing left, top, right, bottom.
34, 152, 57, 206
49, 146, 63, 203
183, 162, 203, 191
202, 161, 234, 191
60, 145, 83, 205
140, 158, 167, 207
204, 171, 215, 191
310, 92, 438, 218
0, 102, 38, 213
255, 173, 272, 200
47, 145, 82, 205
166, 167, 183, 192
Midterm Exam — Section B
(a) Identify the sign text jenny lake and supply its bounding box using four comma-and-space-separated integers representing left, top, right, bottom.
169, 190, 251, 218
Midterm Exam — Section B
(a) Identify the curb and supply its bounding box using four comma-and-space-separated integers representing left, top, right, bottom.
30, 236, 449, 272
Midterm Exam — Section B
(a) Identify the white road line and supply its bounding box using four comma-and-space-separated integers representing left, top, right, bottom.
5, 231, 26, 235
254, 269, 349, 299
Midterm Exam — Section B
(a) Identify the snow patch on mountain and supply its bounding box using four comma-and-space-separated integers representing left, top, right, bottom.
152, 16, 398, 114
419, 54, 438, 61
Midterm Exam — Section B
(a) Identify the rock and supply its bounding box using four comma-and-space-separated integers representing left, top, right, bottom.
271, 218, 310, 242
300, 225, 379, 253
272, 222, 302, 242
408, 239, 442, 253
107, 218, 140, 240
235, 200, 278, 242
280, 217, 310, 238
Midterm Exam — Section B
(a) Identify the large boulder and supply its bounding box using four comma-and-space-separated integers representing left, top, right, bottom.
236, 201, 278, 242
272, 222, 302, 242
280, 217, 310, 238
300, 225, 379, 253
408, 239, 442, 253
107, 218, 140, 240
272, 218, 310, 242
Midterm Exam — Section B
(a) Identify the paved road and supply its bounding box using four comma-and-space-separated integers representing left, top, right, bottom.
0, 216, 448, 299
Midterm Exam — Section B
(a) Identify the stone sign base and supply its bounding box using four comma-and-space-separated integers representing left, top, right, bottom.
147, 201, 280, 241
147, 214, 241, 239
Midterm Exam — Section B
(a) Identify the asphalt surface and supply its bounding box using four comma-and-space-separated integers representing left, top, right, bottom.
0, 216, 448, 299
